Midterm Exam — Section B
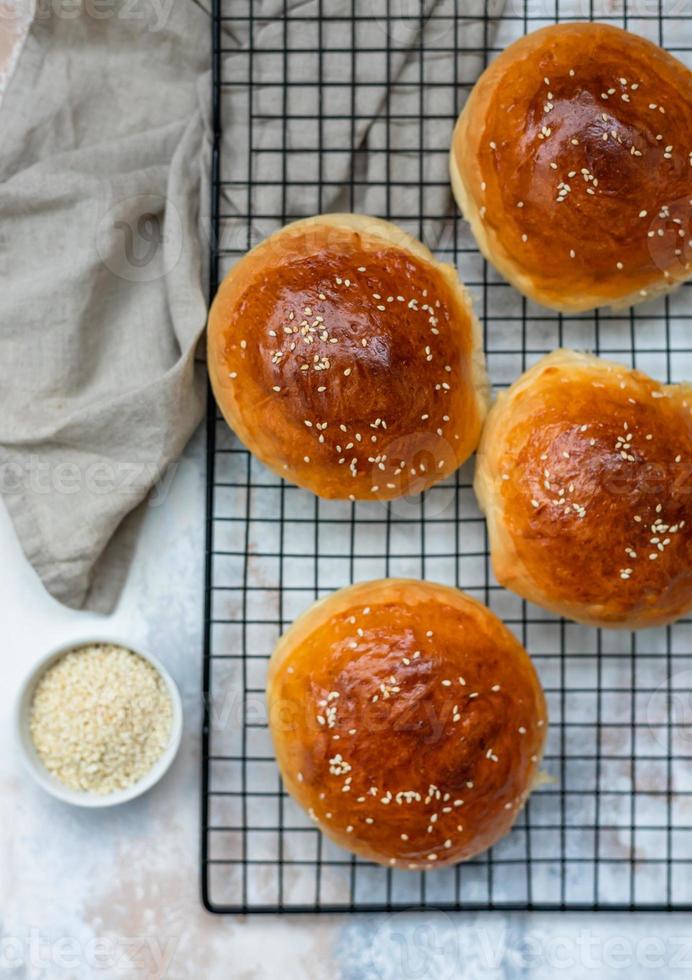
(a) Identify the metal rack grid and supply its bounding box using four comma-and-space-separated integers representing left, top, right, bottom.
201, 0, 692, 913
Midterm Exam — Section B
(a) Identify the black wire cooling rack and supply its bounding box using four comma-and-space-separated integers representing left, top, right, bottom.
201, 0, 692, 913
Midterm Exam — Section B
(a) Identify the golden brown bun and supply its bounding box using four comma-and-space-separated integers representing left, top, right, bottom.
267, 579, 547, 869
475, 351, 692, 629
208, 215, 488, 500
450, 23, 692, 313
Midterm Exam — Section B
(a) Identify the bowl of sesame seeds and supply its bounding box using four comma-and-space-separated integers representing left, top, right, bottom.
15, 638, 183, 807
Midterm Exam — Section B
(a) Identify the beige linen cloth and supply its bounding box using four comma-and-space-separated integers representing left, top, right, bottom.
0, 0, 498, 611
0, 1, 211, 610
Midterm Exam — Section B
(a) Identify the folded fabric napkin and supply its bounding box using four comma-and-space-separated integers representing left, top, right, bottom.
0, 0, 211, 610
0, 0, 499, 612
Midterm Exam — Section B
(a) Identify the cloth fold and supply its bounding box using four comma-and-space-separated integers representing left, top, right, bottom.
0, 0, 499, 612
0, 0, 211, 611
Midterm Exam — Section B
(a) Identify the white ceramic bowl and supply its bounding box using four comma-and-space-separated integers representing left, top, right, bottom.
15, 636, 183, 808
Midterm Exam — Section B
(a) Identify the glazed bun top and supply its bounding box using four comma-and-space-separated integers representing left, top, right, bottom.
475, 350, 692, 629
208, 214, 488, 501
451, 22, 692, 312
267, 579, 547, 869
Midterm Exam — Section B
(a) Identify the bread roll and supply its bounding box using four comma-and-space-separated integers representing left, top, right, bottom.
475, 350, 692, 629
450, 23, 692, 312
267, 579, 547, 869
208, 214, 488, 500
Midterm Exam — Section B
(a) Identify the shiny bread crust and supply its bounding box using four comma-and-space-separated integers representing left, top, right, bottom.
475, 350, 692, 628
208, 214, 488, 500
267, 579, 547, 869
451, 23, 692, 312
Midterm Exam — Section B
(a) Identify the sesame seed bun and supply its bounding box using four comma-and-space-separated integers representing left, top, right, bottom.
475, 350, 692, 629
266, 579, 547, 870
450, 23, 692, 313
207, 214, 488, 500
